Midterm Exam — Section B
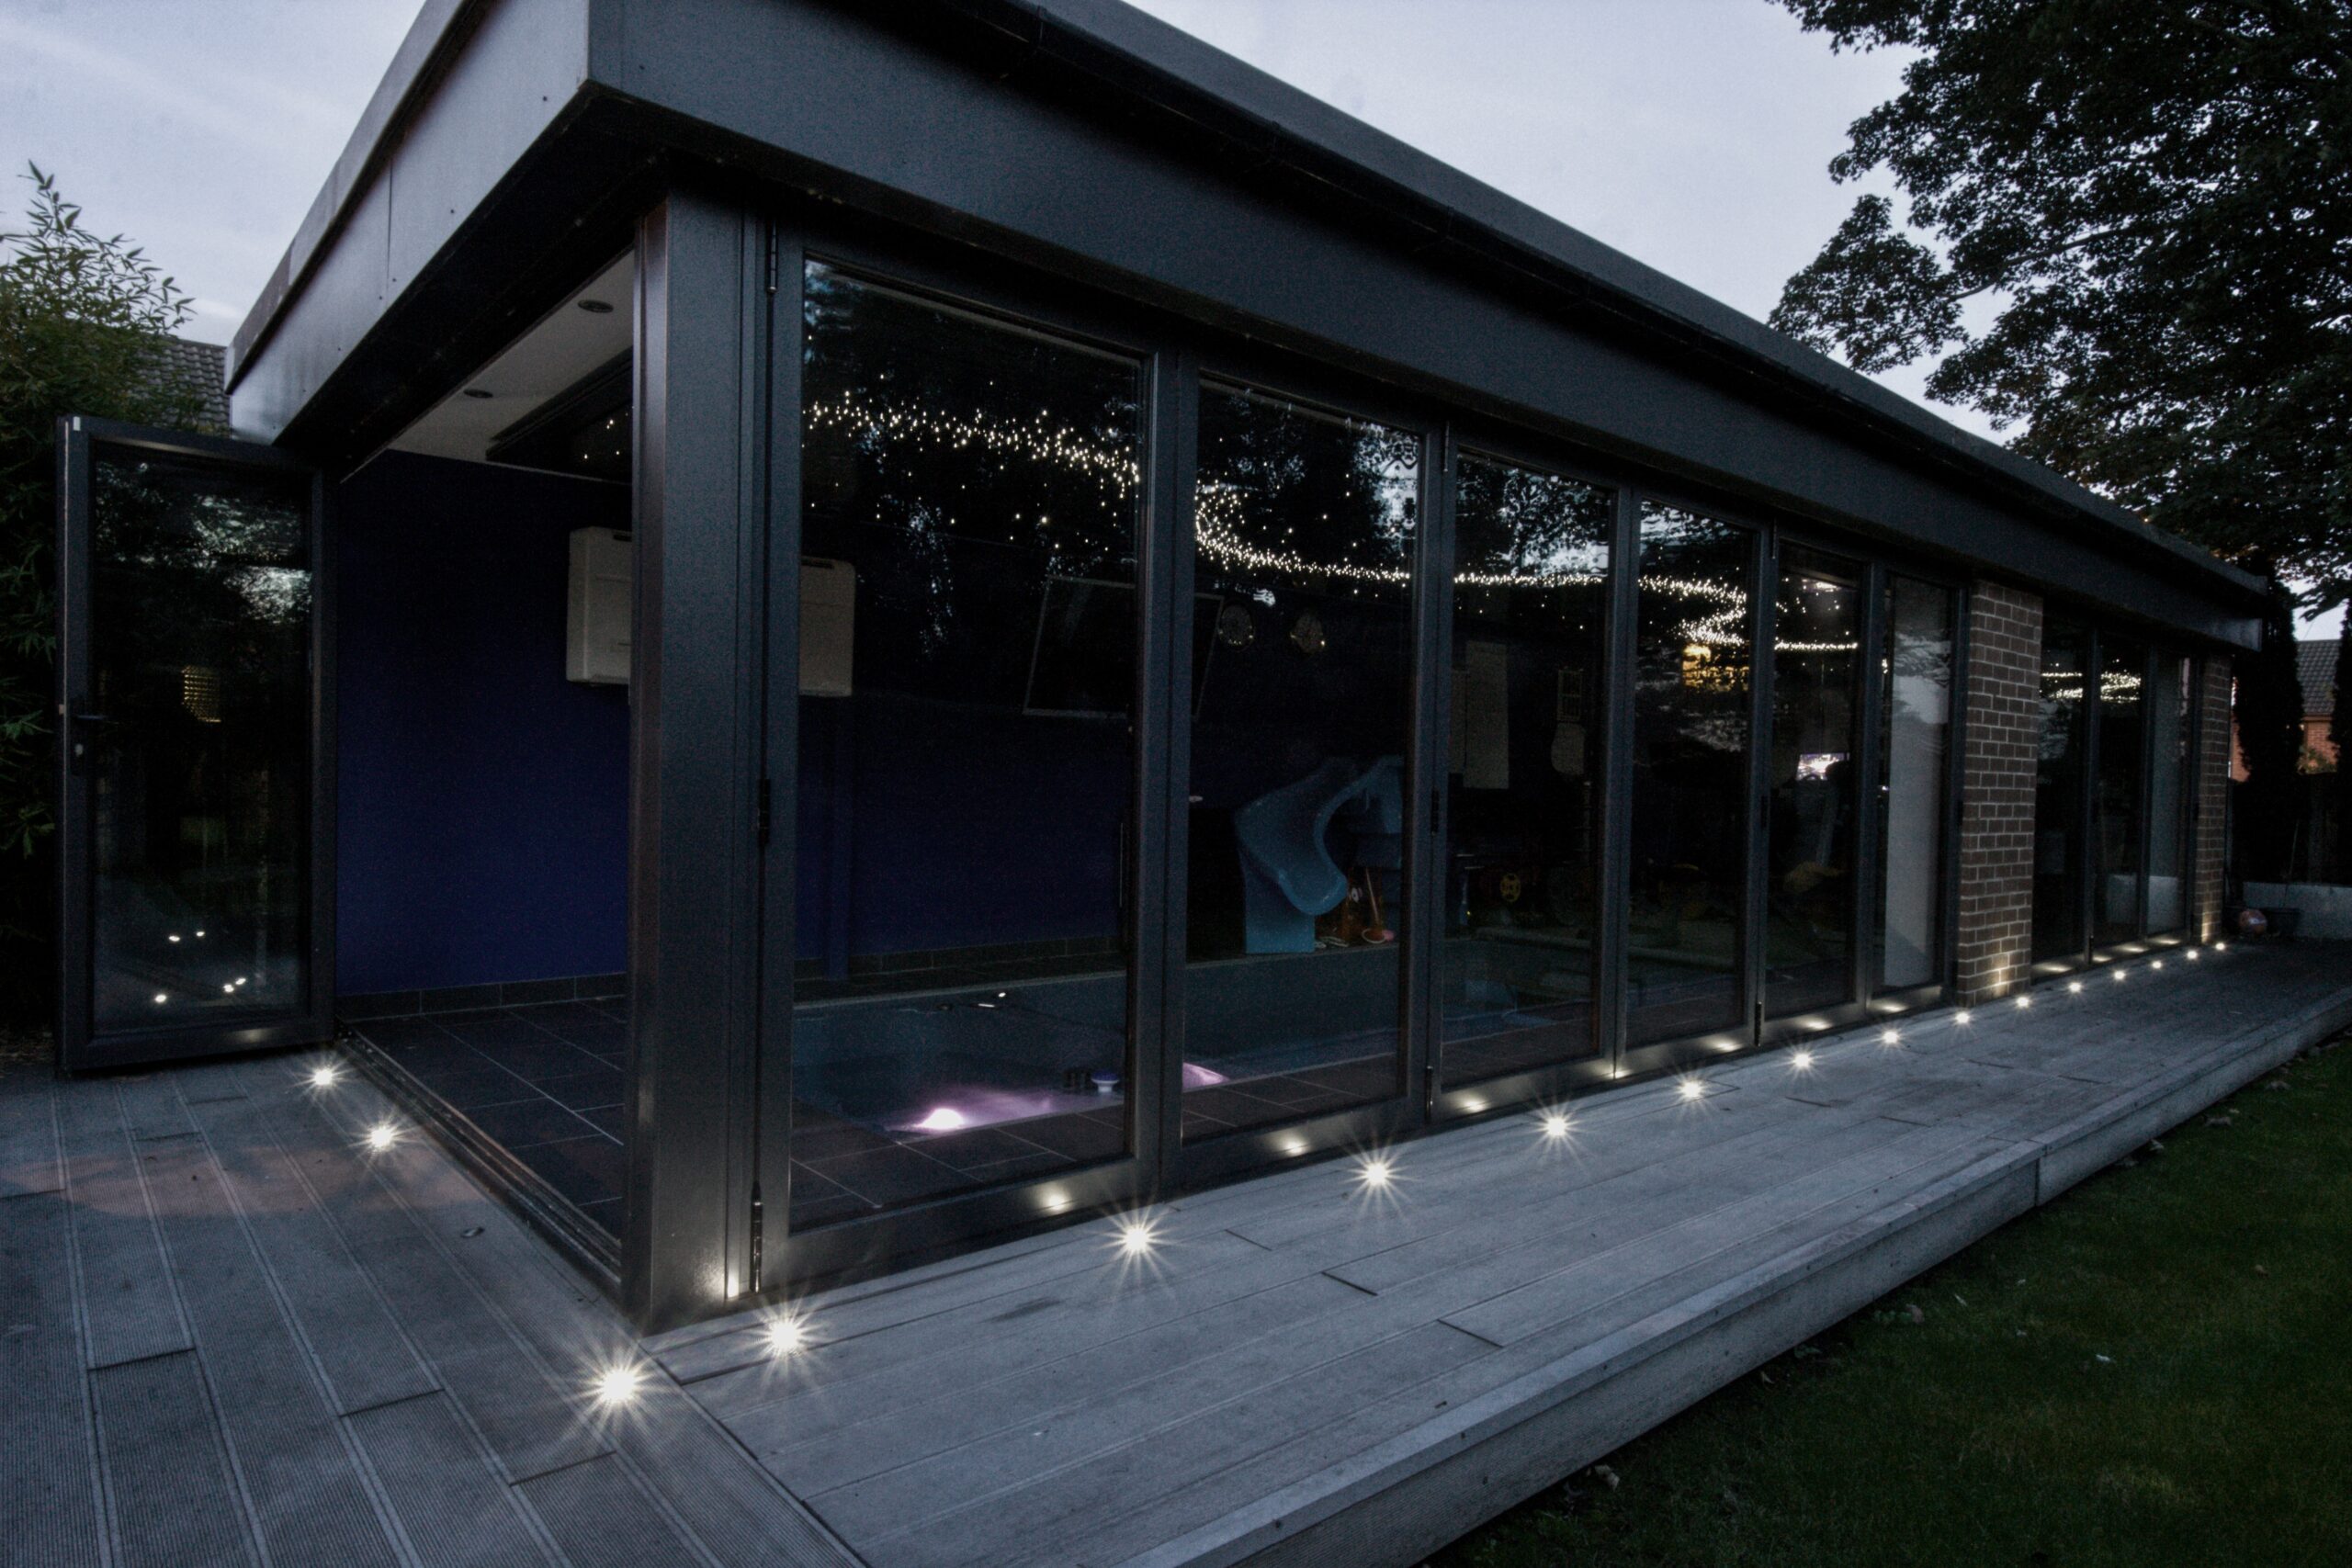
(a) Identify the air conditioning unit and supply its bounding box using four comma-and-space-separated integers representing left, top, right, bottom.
566, 527, 632, 685
565, 535, 855, 696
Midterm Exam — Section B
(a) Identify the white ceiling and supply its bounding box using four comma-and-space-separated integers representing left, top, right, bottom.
390, 252, 632, 465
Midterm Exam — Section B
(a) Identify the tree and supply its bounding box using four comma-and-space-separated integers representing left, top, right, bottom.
1768, 0, 2349, 885
0, 165, 209, 1022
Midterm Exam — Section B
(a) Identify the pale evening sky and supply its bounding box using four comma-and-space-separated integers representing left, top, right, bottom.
9, 2, 2291, 620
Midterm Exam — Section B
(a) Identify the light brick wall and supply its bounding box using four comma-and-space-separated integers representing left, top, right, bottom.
1954, 582, 2044, 1003
2193, 655, 2233, 941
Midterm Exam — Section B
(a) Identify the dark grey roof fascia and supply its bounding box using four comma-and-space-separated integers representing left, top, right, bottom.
224, 0, 484, 388
979, 0, 2260, 603
227, 0, 2262, 607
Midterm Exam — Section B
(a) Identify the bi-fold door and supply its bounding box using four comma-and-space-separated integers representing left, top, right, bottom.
54, 417, 333, 1073
744, 237, 1968, 1291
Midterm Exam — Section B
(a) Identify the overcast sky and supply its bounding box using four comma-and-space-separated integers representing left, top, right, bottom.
33, 4, 2301, 617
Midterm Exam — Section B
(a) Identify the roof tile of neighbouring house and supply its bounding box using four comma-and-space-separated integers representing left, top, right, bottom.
155, 336, 230, 431
2299, 641, 2337, 719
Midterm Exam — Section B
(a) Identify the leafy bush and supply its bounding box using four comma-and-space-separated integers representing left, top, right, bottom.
0, 164, 212, 1023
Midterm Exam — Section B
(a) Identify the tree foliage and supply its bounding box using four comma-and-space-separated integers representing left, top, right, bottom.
0, 164, 208, 1019
1770, 0, 2352, 592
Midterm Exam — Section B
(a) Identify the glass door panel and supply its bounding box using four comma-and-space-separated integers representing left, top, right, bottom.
790, 265, 1143, 1225
1626, 503, 1753, 1047
2145, 654, 2191, 936
1439, 454, 1611, 1089
1182, 383, 1418, 1139
2094, 636, 2149, 947
1764, 547, 1864, 1018
1877, 577, 1954, 991
2032, 619, 2090, 967
60, 423, 327, 1070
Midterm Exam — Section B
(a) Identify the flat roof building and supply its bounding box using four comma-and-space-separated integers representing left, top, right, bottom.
57, 0, 2262, 1340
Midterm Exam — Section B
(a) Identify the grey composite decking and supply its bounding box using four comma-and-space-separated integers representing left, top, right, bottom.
4, 945, 2346, 1568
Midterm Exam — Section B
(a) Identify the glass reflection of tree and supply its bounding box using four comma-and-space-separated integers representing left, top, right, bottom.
800, 265, 1141, 684
91, 456, 311, 1021
1193, 389, 1418, 599
1454, 458, 1608, 636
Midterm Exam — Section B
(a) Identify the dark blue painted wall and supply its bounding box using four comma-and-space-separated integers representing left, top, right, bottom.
334, 451, 630, 994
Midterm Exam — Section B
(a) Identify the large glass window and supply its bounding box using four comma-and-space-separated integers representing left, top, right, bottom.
1181, 383, 1418, 1139
2032, 619, 2090, 966
1764, 547, 1863, 1018
1439, 455, 1611, 1089
1877, 577, 1953, 991
789, 265, 1143, 1226
88, 453, 312, 1032
2146, 653, 2192, 936
1626, 504, 1753, 1046
2094, 636, 2149, 947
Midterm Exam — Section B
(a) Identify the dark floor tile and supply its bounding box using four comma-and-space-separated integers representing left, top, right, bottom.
1012, 1111, 1128, 1163
353, 1017, 458, 1048
1292, 1057, 1400, 1099
579, 1104, 627, 1140
445, 1015, 562, 1050
419, 1067, 543, 1112
1179, 1086, 1295, 1124
499, 976, 578, 1007
387, 1042, 499, 1088
956, 1149, 1080, 1186
465, 1097, 602, 1151
553, 1021, 628, 1052
786, 1179, 875, 1229
1214, 1074, 1348, 1109
803, 1144, 973, 1207
470, 1038, 605, 1084
788, 1119, 899, 1162
517, 1135, 628, 1210
894, 1125, 1058, 1171
1181, 1110, 1236, 1140
535, 1066, 626, 1112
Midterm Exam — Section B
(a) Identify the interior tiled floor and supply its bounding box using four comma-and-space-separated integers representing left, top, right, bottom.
349, 999, 629, 1236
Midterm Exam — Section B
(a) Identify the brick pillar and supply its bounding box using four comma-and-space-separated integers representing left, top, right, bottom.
1954, 582, 2044, 1004
2193, 656, 2233, 941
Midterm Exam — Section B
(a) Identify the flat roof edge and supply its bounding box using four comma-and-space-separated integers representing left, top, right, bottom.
225, 0, 484, 389
964, 0, 2262, 603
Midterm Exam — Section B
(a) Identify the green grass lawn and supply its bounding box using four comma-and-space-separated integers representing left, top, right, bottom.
1432, 1034, 2352, 1568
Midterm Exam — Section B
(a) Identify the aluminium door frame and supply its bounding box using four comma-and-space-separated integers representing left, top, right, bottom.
54, 415, 335, 1075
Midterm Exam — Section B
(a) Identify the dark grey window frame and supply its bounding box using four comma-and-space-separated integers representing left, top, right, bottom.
624, 186, 2008, 1324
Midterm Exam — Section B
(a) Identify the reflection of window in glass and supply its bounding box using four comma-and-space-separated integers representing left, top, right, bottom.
1878, 578, 1952, 991
1627, 503, 1752, 1047
1182, 384, 1418, 1140
790, 263, 1144, 1228
1441, 454, 1611, 1089
2145, 654, 2191, 934
2095, 637, 2148, 945
1765, 547, 1863, 1019
2032, 619, 2089, 964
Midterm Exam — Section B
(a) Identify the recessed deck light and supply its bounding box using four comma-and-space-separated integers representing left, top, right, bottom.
1355, 1155, 1395, 1191
2015, 995, 2032, 1010
2113, 968, 2127, 982
1115, 1217, 1159, 1258
2186, 948, 2201, 960
363, 1121, 399, 1153
1677, 1077, 1706, 1102
2214, 940, 2228, 951
153, 993, 168, 1005
913, 1107, 967, 1132
1790, 1050, 1815, 1072
308, 1062, 342, 1089
2151, 958, 2165, 970
1953, 1010, 1972, 1025
2068, 980, 2084, 994
1538, 1110, 1574, 1140
1879, 1028, 1901, 1046
764, 1314, 809, 1356
592, 1361, 644, 1407
166, 933, 181, 943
